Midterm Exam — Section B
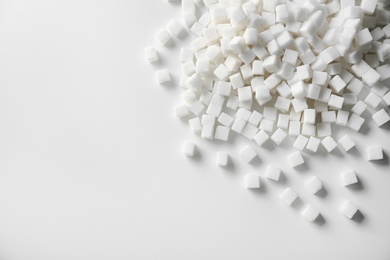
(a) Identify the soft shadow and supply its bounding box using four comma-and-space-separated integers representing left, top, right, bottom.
347, 146, 361, 157
277, 172, 288, 185
249, 155, 262, 166
291, 197, 304, 211
222, 156, 236, 173
352, 210, 365, 224
314, 213, 326, 226
359, 122, 371, 135
347, 179, 364, 191
261, 140, 276, 151
316, 187, 328, 198
294, 163, 309, 172
250, 182, 267, 194
187, 147, 202, 162
330, 147, 344, 158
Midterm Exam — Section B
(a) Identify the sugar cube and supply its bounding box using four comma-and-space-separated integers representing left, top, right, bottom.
288, 151, 304, 168
338, 135, 355, 152
253, 130, 269, 146
280, 187, 298, 206
183, 141, 196, 157
293, 135, 309, 151
306, 176, 323, 194
301, 204, 320, 222
245, 174, 260, 189
340, 200, 359, 219
367, 145, 383, 161
321, 136, 338, 152
271, 128, 287, 145
155, 69, 171, 84
240, 145, 258, 163
266, 165, 281, 181
341, 169, 358, 186
216, 152, 229, 167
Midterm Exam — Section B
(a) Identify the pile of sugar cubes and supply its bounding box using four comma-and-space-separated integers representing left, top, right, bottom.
146, 0, 390, 222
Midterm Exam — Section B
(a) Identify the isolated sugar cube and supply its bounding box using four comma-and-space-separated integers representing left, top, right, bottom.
183, 141, 196, 157
338, 135, 355, 152
271, 128, 287, 145
144, 47, 159, 63
288, 151, 304, 168
155, 69, 171, 84
216, 151, 229, 167
245, 174, 260, 189
367, 145, 383, 161
266, 165, 281, 181
239, 145, 258, 163
372, 109, 390, 127
341, 169, 358, 186
280, 187, 298, 206
301, 204, 320, 222
340, 200, 359, 219
321, 136, 338, 152
306, 176, 323, 194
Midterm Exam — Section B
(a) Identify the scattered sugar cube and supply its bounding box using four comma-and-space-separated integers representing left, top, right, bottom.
253, 130, 269, 146
245, 174, 260, 189
347, 114, 365, 132
271, 128, 287, 145
215, 125, 230, 141
372, 109, 390, 127
338, 135, 355, 152
321, 136, 338, 153
336, 110, 349, 126
288, 151, 304, 168
293, 135, 309, 151
301, 204, 320, 222
259, 119, 274, 133
216, 151, 229, 167
144, 47, 159, 63
367, 145, 383, 161
155, 69, 171, 84
155, 28, 172, 46
306, 176, 323, 194
280, 187, 298, 206
340, 200, 359, 219
341, 169, 358, 186
306, 137, 321, 152
241, 123, 259, 139
217, 113, 234, 127
189, 117, 201, 133
240, 145, 258, 163
183, 141, 196, 157
266, 165, 281, 181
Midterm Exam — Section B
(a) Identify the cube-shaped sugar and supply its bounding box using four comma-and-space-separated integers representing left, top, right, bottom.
293, 135, 309, 151
155, 28, 172, 46
364, 92, 382, 109
144, 47, 159, 63
288, 151, 304, 168
306, 137, 321, 153
367, 145, 383, 161
338, 135, 355, 152
301, 123, 316, 136
260, 119, 274, 133
216, 151, 229, 167
321, 136, 338, 152
155, 69, 171, 84
217, 113, 234, 127
321, 111, 336, 123
271, 128, 287, 145
277, 114, 290, 129
215, 126, 230, 141
183, 141, 196, 157
336, 110, 349, 126
340, 200, 359, 219
189, 117, 201, 133
347, 114, 365, 132
241, 123, 258, 140
280, 187, 298, 206
317, 122, 331, 137
341, 169, 358, 186
231, 118, 246, 133
253, 130, 269, 146
328, 94, 344, 110
372, 109, 390, 127
245, 174, 260, 189
266, 165, 281, 181
306, 176, 323, 194
240, 145, 258, 163
249, 110, 263, 126
301, 204, 320, 222
303, 109, 316, 125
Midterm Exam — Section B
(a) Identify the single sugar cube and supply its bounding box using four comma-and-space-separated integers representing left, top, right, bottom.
338, 135, 355, 152
266, 165, 281, 181
347, 113, 365, 132
189, 117, 201, 133
155, 28, 172, 46
288, 151, 304, 168
301, 204, 320, 222
144, 47, 159, 63
214, 125, 230, 141
306, 137, 321, 153
293, 135, 309, 151
253, 130, 269, 146
372, 109, 390, 127
280, 187, 298, 206
216, 151, 229, 167
183, 141, 196, 157
239, 145, 258, 163
155, 69, 171, 84
341, 169, 358, 186
245, 174, 260, 189
367, 145, 383, 161
340, 200, 359, 219
306, 176, 323, 194
271, 128, 287, 145
321, 136, 338, 153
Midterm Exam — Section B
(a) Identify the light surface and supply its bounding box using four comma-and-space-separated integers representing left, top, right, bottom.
0, 1, 389, 259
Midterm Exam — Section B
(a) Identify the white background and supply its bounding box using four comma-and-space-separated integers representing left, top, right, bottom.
0, 1, 389, 259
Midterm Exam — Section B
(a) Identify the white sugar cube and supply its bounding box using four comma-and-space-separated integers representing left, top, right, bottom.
328, 94, 344, 110
271, 128, 287, 145
174, 105, 190, 119
293, 135, 309, 151
364, 92, 382, 109
301, 204, 320, 222
372, 109, 390, 127
266, 165, 281, 181
231, 118, 246, 133
340, 200, 359, 219
263, 107, 277, 121
155, 28, 172, 46
317, 122, 331, 137
259, 119, 274, 133
216, 151, 229, 167
329, 76, 346, 94
289, 121, 301, 136
275, 96, 291, 113
367, 145, 383, 161
253, 130, 270, 146
336, 110, 349, 126
277, 114, 290, 129
155, 69, 171, 84
337, 134, 355, 152
189, 117, 201, 133
280, 187, 298, 206
167, 19, 185, 38
217, 113, 234, 127
306, 137, 321, 153
301, 123, 316, 136
361, 0, 378, 15
249, 110, 263, 126
241, 123, 258, 140
347, 114, 365, 132
240, 145, 258, 163
303, 109, 316, 125
288, 151, 304, 168
321, 136, 338, 152
245, 174, 260, 189
215, 126, 230, 141
144, 47, 159, 63
351, 101, 367, 116
321, 111, 336, 123
306, 176, 323, 194
183, 141, 196, 157
341, 169, 358, 186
